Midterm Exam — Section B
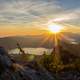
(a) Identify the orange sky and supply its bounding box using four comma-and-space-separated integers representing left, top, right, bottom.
0, 24, 47, 37
0, 23, 80, 37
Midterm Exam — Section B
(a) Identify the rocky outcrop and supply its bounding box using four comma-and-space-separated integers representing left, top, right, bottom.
0, 47, 54, 80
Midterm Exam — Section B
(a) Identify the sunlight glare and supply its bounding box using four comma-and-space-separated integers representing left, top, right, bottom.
48, 23, 63, 33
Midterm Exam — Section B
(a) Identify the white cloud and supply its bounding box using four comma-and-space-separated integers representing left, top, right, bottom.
0, 0, 80, 27
0, 0, 62, 24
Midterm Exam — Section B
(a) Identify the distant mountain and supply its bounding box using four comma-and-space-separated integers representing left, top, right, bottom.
0, 32, 80, 50
62, 32, 80, 42
0, 35, 52, 50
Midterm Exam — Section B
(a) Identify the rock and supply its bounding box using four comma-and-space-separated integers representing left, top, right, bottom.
0, 47, 55, 80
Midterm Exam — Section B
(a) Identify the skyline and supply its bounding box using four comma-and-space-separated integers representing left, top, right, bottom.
0, 0, 80, 37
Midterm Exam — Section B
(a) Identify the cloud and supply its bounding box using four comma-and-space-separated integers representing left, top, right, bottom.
0, 0, 62, 24
47, 8, 80, 24
0, 0, 80, 28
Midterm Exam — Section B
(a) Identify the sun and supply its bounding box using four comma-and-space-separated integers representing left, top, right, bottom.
48, 23, 63, 33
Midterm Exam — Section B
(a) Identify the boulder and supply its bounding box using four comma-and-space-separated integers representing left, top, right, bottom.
0, 47, 54, 80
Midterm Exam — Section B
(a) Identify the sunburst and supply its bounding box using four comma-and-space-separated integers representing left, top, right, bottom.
48, 23, 63, 33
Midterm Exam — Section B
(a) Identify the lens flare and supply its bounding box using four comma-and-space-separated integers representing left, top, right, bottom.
48, 23, 63, 33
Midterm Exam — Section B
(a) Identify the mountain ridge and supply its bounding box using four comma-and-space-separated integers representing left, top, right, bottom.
0, 32, 80, 50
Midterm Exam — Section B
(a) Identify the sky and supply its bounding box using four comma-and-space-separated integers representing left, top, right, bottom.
0, 0, 80, 37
